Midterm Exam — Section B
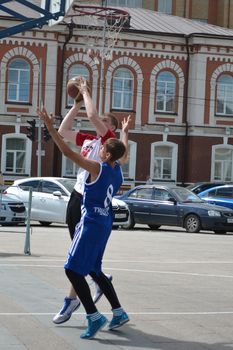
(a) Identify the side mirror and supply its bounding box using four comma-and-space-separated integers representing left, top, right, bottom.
53, 190, 62, 197
168, 197, 176, 203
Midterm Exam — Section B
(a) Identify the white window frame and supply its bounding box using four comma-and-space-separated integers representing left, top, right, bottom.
216, 74, 233, 116
112, 68, 133, 110
150, 142, 177, 181
156, 71, 176, 113
61, 143, 81, 177
211, 145, 233, 182
7, 59, 30, 102
121, 140, 137, 180
1, 134, 32, 175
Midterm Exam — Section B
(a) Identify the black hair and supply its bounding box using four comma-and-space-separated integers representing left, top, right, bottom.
105, 138, 126, 161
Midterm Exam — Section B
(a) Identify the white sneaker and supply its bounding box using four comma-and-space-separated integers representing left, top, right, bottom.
53, 297, 80, 324
93, 274, 113, 304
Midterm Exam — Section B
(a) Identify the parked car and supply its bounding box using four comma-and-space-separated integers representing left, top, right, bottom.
198, 185, 233, 210
0, 193, 26, 226
5, 177, 129, 227
187, 182, 227, 195
116, 184, 233, 234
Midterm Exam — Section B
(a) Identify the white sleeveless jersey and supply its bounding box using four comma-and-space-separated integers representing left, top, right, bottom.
74, 138, 102, 194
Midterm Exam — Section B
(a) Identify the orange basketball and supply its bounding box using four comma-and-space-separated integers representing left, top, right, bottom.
67, 76, 90, 102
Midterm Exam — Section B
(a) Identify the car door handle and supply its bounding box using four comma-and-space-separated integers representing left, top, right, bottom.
209, 201, 216, 204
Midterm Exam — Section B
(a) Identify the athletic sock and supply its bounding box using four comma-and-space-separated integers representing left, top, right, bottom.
88, 311, 102, 321
112, 307, 124, 316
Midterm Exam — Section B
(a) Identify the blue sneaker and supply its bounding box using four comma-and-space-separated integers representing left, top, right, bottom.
53, 297, 80, 324
108, 311, 129, 330
93, 274, 113, 304
80, 314, 108, 339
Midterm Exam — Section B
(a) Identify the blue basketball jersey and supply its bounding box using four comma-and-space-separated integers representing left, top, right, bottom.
64, 161, 123, 276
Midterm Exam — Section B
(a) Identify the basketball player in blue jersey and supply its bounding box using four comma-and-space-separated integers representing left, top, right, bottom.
37, 107, 130, 339
53, 78, 130, 324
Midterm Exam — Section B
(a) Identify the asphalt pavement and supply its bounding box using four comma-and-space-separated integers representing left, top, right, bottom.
0, 223, 233, 350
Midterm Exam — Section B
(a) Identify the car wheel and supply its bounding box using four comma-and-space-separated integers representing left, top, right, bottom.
148, 224, 161, 230
184, 214, 201, 233
39, 221, 52, 226
122, 211, 135, 229
214, 230, 226, 234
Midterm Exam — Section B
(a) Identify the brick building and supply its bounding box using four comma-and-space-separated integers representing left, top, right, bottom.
1, 2, 233, 186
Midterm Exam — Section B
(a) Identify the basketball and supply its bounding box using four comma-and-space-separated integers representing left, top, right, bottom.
67, 76, 90, 102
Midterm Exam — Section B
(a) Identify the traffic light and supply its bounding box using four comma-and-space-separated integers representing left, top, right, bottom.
43, 125, 51, 142
26, 119, 36, 141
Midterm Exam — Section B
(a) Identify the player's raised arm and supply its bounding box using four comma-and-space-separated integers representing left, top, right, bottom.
37, 107, 100, 177
78, 78, 109, 137
58, 99, 83, 144
119, 115, 132, 165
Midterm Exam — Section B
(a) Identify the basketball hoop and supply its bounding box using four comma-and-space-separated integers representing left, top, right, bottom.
66, 4, 130, 63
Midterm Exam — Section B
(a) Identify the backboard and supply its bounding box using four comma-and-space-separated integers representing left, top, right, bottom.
40, 0, 75, 26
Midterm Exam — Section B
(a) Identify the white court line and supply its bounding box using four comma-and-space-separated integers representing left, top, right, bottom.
1, 258, 233, 264
0, 264, 233, 279
0, 311, 233, 316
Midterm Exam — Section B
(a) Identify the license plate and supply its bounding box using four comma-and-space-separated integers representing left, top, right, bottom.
227, 218, 233, 223
115, 213, 127, 219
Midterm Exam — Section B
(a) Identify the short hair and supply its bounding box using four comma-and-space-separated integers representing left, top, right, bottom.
105, 138, 126, 161
103, 112, 119, 130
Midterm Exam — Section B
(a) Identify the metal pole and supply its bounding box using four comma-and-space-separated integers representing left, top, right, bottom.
99, 2, 108, 115
37, 58, 43, 177
24, 188, 32, 255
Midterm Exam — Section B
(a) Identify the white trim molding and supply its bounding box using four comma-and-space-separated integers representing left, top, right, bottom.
210, 63, 233, 125
62, 53, 99, 115
105, 57, 143, 127
1, 133, 32, 175
149, 60, 184, 123
0, 47, 39, 115
211, 143, 233, 181
123, 140, 137, 179
150, 141, 178, 181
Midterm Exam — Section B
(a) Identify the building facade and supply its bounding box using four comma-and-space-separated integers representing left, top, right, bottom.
92, 0, 233, 29
1, 4, 233, 187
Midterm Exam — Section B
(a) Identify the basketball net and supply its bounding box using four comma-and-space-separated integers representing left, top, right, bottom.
67, 5, 130, 64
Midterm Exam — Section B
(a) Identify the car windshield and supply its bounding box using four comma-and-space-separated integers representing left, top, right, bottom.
56, 178, 76, 194
173, 187, 203, 203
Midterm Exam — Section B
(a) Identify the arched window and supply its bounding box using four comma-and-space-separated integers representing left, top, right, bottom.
151, 142, 177, 181
216, 74, 233, 116
212, 146, 233, 181
156, 71, 176, 113
7, 59, 30, 102
112, 68, 133, 110
67, 64, 89, 106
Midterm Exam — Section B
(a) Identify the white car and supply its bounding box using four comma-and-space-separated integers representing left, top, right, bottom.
0, 193, 26, 226
5, 177, 129, 227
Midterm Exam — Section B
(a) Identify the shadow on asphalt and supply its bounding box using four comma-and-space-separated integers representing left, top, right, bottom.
54, 323, 233, 349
